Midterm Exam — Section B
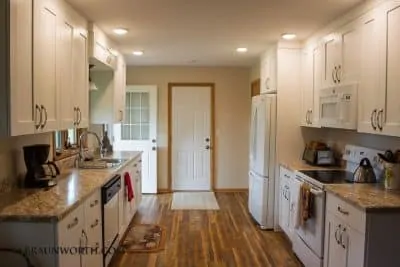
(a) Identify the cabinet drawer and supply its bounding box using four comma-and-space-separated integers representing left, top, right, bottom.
85, 190, 101, 220
58, 204, 84, 241
326, 193, 366, 233
280, 166, 293, 181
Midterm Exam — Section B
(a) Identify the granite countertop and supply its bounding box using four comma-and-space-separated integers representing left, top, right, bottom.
325, 184, 400, 212
280, 160, 344, 172
0, 151, 142, 223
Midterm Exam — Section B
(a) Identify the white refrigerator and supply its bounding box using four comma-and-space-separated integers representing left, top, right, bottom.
248, 94, 277, 229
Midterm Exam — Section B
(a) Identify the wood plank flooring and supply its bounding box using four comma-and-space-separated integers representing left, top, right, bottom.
110, 192, 302, 267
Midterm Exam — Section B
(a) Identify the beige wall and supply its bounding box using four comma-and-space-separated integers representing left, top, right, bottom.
0, 133, 52, 190
126, 66, 251, 190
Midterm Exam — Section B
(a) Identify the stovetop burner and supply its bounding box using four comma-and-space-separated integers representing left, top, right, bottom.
298, 170, 354, 184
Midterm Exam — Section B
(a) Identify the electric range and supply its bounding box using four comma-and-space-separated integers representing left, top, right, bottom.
298, 170, 354, 186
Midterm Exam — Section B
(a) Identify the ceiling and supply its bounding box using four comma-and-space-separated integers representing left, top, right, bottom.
66, 0, 364, 67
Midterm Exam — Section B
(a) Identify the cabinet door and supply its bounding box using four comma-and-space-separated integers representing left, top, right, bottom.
380, 3, 400, 137
323, 35, 341, 87
9, 0, 36, 136
74, 31, 89, 129
339, 20, 362, 84
311, 45, 323, 126
260, 54, 269, 94
267, 49, 277, 93
114, 57, 126, 123
33, 0, 59, 132
58, 204, 84, 267
344, 226, 365, 267
59, 15, 75, 130
300, 50, 313, 126
324, 213, 347, 267
358, 11, 384, 134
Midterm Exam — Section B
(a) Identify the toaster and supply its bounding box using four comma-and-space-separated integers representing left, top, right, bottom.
303, 148, 335, 166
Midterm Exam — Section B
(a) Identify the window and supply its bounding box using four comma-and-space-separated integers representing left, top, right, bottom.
53, 128, 87, 160
121, 92, 150, 140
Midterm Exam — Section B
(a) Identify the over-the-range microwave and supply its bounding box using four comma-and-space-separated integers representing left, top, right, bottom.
319, 83, 358, 130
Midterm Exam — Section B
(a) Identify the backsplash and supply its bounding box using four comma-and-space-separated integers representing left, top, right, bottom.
0, 133, 52, 192
302, 127, 400, 159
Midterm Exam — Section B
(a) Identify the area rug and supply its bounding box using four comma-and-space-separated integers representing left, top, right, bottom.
171, 192, 220, 210
121, 224, 166, 253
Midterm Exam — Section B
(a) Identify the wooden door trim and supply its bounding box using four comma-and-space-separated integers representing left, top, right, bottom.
168, 83, 216, 192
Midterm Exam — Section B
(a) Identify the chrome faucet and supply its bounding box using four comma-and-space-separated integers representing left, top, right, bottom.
78, 131, 106, 161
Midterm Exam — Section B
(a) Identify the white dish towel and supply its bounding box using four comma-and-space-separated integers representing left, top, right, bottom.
290, 178, 303, 229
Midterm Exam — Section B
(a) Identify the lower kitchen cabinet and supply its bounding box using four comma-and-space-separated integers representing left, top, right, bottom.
324, 192, 400, 267
279, 166, 293, 238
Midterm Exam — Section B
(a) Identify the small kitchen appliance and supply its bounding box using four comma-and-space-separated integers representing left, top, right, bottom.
352, 158, 377, 183
302, 142, 335, 166
23, 144, 60, 188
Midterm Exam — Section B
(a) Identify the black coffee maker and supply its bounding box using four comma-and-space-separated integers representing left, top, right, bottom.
23, 144, 60, 188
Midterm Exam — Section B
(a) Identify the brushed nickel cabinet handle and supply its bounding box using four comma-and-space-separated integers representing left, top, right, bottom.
335, 225, 341, 245
377, 109, 384, 131
332, 66, 337, 83
35, 104, 42, 129
337, 206, 349, 215
340, 227, 347, 249
309, 110, 313, 125
371, 109, 377, 130
41, 105, 48, 129
77, 107, 82, 125
90, 219, 99, 228
336, 65, 342, 83
67, 217, 79, 229
90, 199, 99, 208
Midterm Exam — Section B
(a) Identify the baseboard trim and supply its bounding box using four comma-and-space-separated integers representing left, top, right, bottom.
213, 188, 248, 192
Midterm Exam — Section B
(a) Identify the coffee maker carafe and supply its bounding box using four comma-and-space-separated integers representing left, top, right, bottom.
23, 144, 60, 188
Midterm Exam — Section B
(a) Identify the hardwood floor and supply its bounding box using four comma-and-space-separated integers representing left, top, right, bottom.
111, 192, 302, 267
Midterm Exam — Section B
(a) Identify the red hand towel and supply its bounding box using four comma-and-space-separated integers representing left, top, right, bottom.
124, 172, 134, 202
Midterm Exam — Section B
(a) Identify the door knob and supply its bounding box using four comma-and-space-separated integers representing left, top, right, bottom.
205, 138, 210, 142
152, 147, 156, 151
152, 139, 156, 143
206, 145, 210, 150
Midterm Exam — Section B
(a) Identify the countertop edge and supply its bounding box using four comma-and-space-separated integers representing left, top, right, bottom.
0, 151, 143, 223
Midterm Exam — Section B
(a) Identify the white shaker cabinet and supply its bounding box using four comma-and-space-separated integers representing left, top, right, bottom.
114, 55, 126, 123
300, 45, 322, 127
57, 203, 85, 267
260, 46, 277, 94
83, 190, 102, 267
357, 11, 383, 134
73, 30, 89, 129
59, 4, 89, 130
322, 34, 340, 87
375, 2, 400, 137
279, 167, 291, 237
6, 0, 36, 136
33, 0, 60, 132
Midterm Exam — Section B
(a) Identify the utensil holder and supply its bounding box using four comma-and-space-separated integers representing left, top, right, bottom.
383, 162, 400, 190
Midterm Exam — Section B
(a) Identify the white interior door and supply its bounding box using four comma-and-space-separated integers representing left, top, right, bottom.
171, 86, 212, 191
114, 85, 158, 194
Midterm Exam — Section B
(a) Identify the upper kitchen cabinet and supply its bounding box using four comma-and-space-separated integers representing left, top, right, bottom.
59, 2, 89, 130
90, 54, 127, 125
88, 23, 117, 70
322, 20, 361, 87
33, 0, 60, 133
376, 2, 400, 137
357, 3, 400, 137
300, 45, 323, 127
260, 45, 277, 94
0, 0, 36, 137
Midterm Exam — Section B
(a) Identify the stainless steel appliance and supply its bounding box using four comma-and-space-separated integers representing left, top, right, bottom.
23, 144, 60, 188
303, 148, 335, 166
102, 175, 121, 266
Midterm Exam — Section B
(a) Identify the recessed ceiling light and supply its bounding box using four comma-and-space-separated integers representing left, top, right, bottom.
132, 50, 144, 56
236, 47, 248, 53
282, 33, 297, 40
113, 28, 128, 35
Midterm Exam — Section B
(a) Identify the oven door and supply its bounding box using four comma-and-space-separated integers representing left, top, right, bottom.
295, 186, 326, 258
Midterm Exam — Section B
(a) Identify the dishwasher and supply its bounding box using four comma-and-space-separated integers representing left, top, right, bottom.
102, 174, 121, 267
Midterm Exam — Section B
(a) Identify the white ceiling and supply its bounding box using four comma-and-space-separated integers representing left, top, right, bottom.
66, 0, 364, 67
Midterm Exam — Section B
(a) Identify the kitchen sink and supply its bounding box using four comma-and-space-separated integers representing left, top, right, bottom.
77, 158, 127, 169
